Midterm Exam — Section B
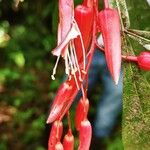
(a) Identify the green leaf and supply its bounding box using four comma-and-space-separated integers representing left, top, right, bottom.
115, 0, 130, 29
122, 36, 150, 149
128, 29, 150, 39
125, 29, 150, 49
126, 29, 150, 50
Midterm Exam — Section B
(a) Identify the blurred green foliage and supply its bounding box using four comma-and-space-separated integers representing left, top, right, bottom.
0, 0, 150, 150
0, 0, 59, 149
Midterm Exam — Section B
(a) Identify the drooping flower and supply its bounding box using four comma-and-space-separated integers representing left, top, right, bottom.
51, 0, 87, 90
98, 0, 121, 84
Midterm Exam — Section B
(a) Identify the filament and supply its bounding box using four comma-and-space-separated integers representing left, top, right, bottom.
73, 19, 86, 71
51, 55, 61, 80
65, 51, 70, 76
79, 33, 86, 70
71, 40, 83, 81
67, 49, 80, 90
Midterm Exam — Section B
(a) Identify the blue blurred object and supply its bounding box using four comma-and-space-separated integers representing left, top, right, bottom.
74, 48, 123, 138
72, 49, 123, 138
88, 49, 123, 138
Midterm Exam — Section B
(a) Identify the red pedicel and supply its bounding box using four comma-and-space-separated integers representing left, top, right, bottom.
122, 52, 150, 71
75, 98, 89, 131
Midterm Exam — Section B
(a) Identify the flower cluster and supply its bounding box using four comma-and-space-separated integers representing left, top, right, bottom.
47, 0, 150, 149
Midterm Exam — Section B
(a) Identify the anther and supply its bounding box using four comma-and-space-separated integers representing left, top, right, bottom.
81, 70, 87, 74
51, 75, 55, 80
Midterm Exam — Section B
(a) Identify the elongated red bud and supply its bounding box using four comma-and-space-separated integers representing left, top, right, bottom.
98, 8, 121, 84
47, 83, 72, 123
55, 142, 64, 150
63, 131, 74, 150
75, 98, 89, 131
48, 121, 63, 150
123, 52, 150, 71
78, 119, 92, 150
74, 3, 94, 63
47, 70, 87, 123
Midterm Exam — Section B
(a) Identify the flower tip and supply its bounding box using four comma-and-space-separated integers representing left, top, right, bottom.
113, 74, 120, 85
51, 49, 60, 57
110, 68, 120, 85
46, 115, 56, 124
114, 79, 119, 85
46, 112, 56, 124
46, 117, 52, 124
46, 106, 63, 124
46, 120, 50, 124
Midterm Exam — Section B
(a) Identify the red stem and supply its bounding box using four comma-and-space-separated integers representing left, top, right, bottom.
81, 86, 88, 119
85, 74, 88, 94
103, 0, 109, 8
122, 55, 138, 62
67, 111, 72, 132
86, 4, 97, 72
81, 85, 86, 100
56, 120, 61, 140
96, 42, 138, 62
83, 0, 93, 7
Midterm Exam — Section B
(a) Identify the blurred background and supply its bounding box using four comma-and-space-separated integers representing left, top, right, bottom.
0, 0, 150, 150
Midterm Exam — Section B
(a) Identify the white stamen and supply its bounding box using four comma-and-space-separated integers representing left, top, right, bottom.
81, 70, 87, 74
67, 50, 80, 90
69, 43, 78, 73
71, 41, 83, 81
51, 55, 60, 80
79, 34, 86, 70
65, 50, 70, 76
70, 44, 76, 66
73, 19, 86, 71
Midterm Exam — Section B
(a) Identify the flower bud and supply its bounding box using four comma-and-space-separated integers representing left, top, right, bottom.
63, 131, 74, 150
137, 52, 150, 71
78, 119, 92, 150
75, 98, 89, 131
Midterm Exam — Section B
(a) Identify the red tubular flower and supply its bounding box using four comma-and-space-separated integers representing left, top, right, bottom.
75, 98, 89, 131
78, 119, 92, 150
48, 120, 63, 150
47, 0, 97, 124
47, 82, 73, 123
122, 52, 150, 71
51, 0, 89, 83
63, 130, 74, 150
98, 0, 121, 84
74, 0, 94, 63
47, 73, 82, 123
